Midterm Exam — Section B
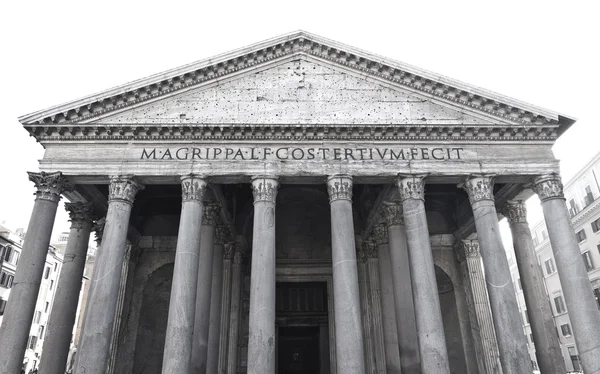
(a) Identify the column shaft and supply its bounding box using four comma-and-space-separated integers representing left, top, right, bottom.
398, 175, 450, 373
39, 202, 93, 374
462, 175, 530, 374
217, 244, 233, 373
357, 248, 375, 372
375, 240, 401, 374
534, 174, 600, 373
75, 176, 142, 373
227, 248, 243, 374
364, 240, 386, 374
191, 203, 220, 373
328, 175, 365, 374
0, 172, 72, 374
162, 176, 206, 373
247, 176, 279, 374
206, 228, 228, 374
382, 203, 420, 374
504, 200, 566, 374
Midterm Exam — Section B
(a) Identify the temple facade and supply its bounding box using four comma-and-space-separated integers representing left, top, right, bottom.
2, 31, 600, 374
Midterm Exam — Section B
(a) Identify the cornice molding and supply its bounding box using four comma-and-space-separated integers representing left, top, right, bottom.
21, 32, 565, 135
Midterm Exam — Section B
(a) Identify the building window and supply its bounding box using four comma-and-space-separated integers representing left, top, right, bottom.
533, 236, 539, 246
49, 280, 54, 290
568, 346, 582, 371
561, 323, 572, 336
39, 325, 45, 340
3, 246, 12, 262
34, 310, 41, 324
576, 229, 587, 243
592, 217, 600, 233
0, 297, 7, 316
28, 335, 38, 350
54, 263, 58, 272
44, 267, 51, 280
541, 230, 548, 240
544, 258, 556, 275
569, 199, 580, 217
0, 271, 14, 289
583, 251, 594, 271
516, 277, 522, 291
44, 302, 49, 313
584, 185, 595, 207
523, 310, 529, 324
554, 295, 566, 314
594, 288, 600, 310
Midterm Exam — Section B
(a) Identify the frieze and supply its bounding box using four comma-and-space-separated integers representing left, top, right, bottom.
502, 200, 528, 224
181, 175, 207, 202
381, 202, 404, 227
327, 175, 353, 203
65, 202, 94, 230
24, 34, 557, 129
397, 175, 426, 201
28, 171, 74, 203
251, 176, 279, 203
533, 173, 564, 202
462, 175, 495, 204
108, 176, 143, 204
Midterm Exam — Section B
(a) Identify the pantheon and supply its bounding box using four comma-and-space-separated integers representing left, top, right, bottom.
1, 31, 599, 374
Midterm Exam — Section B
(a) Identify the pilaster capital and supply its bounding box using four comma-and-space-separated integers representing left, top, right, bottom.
65, 202, 94, 230
461, 174, 496, 204
364, 240, 378, 258
251, 175, 279, 204
28, 171, 74, 203
215, 225, 231, 245
397, 174, 427, 201
454, 240, 481, 263
502, 200, 528, 224
223, 242, 235, 259
372, 223, 388, 245
532, 173, 564, 202
93, 217, 106, 246
202, 203, 221, 226
180, 175, 207, 202
108, 176, 143, 204
327, 174, 353, 203
381, 201, 404, 226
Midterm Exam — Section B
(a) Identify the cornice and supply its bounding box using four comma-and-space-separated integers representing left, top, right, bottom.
20, 32, 568, 134
24, 123, 559, 143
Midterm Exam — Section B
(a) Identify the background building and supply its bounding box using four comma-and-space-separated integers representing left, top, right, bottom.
510, 150, 600, 372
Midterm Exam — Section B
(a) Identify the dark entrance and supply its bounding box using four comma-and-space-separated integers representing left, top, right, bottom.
276, 282, 330, 374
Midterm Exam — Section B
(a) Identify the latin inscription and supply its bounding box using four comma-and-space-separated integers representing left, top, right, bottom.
140, 147, 464, 161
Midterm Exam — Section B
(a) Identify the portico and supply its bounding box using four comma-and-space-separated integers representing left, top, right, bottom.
5, 31, 600, 374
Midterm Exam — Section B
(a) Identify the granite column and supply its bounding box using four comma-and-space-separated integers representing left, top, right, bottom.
381, 202, 421, 374
39, 202, 93, 374
247, 176, 279, 374
162, 175, 207, 373
327, 174, 365, 374
191, 202, 221, 373
397, 175, 450, 374
227, 246, 243, 374
0, 172, 73, 374
364, 233, 387, 374
533, 173, 600, 373
503, 200, 566, 374
217, 243, 234, 373
462, 175, 530, 374
356, 243, 375, 372
75, 176, 143, 373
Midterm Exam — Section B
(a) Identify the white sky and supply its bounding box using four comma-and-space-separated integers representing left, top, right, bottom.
1, 1, 599, 240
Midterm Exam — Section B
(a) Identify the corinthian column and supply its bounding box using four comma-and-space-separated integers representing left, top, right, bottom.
454, 240, 501, 374
39, 202, 94, 374
247, 176, 279, 374
191, 202, 221, 374
373, 224, 401, 374
364, 231, 386, 374
75, 176, 143, 374
227, 246, 243, 374
217, 243, 234, 373
502, 200, 566, 374
327, 174, 365, 374
162, 175, 207, 374
356, 242, 374, 372
381, 202, 420, 374
461, 175, 529, 374
397, 174, 450, 374
533, 174, 600, 373
0, 172, 73, 374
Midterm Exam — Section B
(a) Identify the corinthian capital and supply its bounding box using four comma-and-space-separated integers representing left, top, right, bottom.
502, 200, 528, 224
223, 243, 234, 259
251, 176, 279, 203
108, 176, 143, 204
364, 240, 378, 258
461, 175, 495, 204
93, 217, 106, 246
454, 240, 480, 263
397, 174, 426, 201
533, 173, 564, 202
203, 203, 221, 226
181, 175, 207, 202
65, 202, 94, 230
215, 225, 231, 245
372, 224, 388, 245
28, 171, 74, 203
327, 174, 353, 203
381, 202, 404, 226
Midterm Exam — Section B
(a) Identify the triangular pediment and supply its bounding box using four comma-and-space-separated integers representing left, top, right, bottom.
92, 58, 496, 126
20, 31, 575, 141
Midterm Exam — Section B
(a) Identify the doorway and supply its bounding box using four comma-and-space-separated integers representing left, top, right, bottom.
278, 326, 320, 374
